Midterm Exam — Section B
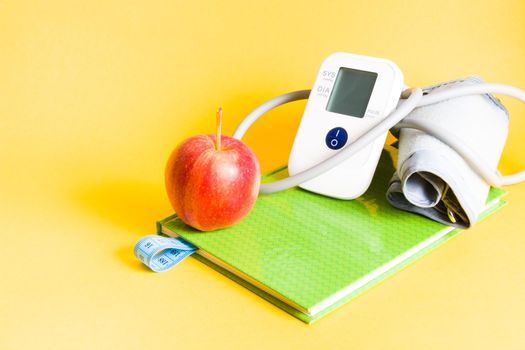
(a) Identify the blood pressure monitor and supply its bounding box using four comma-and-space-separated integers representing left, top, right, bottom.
288, 52, 404, 199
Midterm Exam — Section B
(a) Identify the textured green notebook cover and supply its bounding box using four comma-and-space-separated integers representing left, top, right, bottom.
157, 151, 506, 323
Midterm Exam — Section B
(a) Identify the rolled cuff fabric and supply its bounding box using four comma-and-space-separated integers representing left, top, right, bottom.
386, 77, 509, 228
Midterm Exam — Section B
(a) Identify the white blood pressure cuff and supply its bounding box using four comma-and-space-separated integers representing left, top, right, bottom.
386, 77, 509, 228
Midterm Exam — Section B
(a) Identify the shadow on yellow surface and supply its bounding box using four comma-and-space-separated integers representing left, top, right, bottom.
74, 179, 171, 267
75, 179, 168, 232
73, 179, 172, 249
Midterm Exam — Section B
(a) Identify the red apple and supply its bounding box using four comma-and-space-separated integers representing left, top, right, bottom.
165, 108, 260, 231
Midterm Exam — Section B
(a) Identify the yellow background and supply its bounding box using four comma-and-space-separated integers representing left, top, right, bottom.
1, 0, 524, 349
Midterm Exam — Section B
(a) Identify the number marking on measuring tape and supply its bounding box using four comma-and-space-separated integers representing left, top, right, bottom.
134, 235, 197, 272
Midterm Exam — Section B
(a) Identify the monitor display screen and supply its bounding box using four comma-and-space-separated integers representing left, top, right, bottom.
326, 67, 378, 118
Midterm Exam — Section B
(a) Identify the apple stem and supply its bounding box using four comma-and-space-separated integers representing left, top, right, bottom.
216, 107, 222, 151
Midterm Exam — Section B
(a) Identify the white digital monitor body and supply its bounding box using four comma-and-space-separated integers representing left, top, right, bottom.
288, 52, 404, 199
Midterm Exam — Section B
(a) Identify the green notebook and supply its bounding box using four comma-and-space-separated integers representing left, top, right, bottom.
157, 150, 506, 323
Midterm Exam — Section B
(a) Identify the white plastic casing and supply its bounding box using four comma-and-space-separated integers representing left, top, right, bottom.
288, 52, 404, 199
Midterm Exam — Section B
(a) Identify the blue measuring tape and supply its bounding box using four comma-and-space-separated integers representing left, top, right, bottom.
134, 235, 197, 272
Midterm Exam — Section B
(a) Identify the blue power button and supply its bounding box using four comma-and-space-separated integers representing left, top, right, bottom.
325, 127, 348, 150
